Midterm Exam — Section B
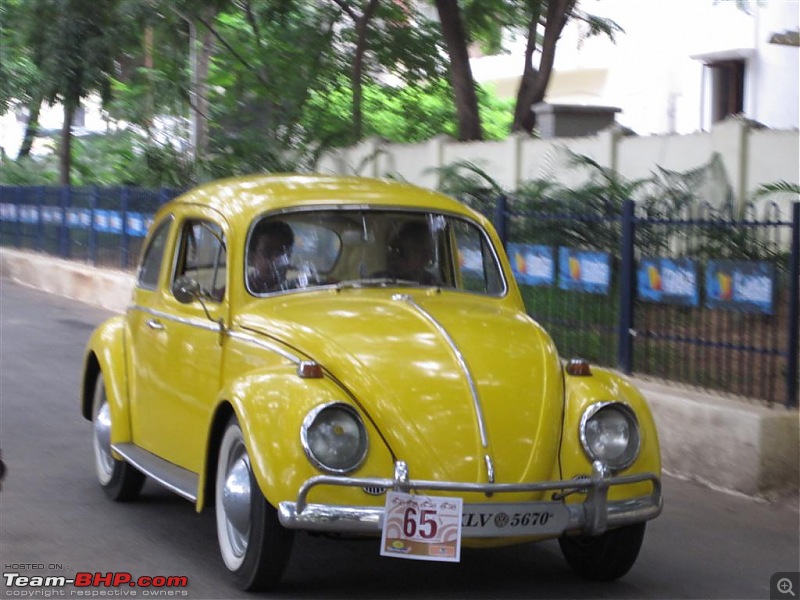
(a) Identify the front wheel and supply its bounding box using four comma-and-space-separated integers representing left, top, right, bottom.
92, 374, 145, 501
215, 416, 294, 591
558, 522, 646, 581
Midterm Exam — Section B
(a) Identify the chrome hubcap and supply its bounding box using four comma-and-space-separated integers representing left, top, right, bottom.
93, 402, 114, 483
221, 446, 251, 559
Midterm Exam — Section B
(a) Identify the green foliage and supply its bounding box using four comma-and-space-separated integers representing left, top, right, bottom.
754, 181, 800, 198
433, 150, 783, 261
430, 159, 504, 215
0, 0, 43, 113
0, 154, 60, 185
29, 0, 122, 110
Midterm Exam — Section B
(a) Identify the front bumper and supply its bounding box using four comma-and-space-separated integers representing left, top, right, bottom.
278, 460, 662, 538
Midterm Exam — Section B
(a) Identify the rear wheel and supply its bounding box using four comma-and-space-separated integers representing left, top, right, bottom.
558, 523, 646, 581
215, 416, 294, 591
92, 374, 145, 501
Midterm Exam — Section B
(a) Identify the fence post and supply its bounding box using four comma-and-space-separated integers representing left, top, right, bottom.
494, 194, 508, 249
14, 186, 23, 248
89, 186, 99, 266
59, 186, 71, 259
617, 199, 636, 374
120, 187, 131, 270
36, 187, 45, 251
787, 202, 799, 407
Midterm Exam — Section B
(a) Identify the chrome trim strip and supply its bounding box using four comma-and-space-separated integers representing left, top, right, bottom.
226, 330, 302, 365
131, 305, 222, 333
484, 454, 495, 484
112, 443, 198, 502
392, 294, 489, 449
132, 305, 303, 365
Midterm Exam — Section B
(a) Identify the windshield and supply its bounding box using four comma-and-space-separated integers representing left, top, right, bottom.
245, 209, 505, 296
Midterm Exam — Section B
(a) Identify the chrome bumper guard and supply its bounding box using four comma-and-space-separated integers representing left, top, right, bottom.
278, 460, 662, 538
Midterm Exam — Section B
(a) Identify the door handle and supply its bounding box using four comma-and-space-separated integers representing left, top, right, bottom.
146, 319, 165, 331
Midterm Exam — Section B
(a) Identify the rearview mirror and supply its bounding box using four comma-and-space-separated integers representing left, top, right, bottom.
172, 276, 201, 304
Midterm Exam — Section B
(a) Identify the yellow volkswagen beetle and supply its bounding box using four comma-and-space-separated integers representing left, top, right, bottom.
81, 174, 662, 591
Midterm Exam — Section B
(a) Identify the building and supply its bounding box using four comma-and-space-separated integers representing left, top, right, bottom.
471, 0, 800, 135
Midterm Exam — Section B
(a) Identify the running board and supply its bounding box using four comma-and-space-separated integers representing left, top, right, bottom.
112, 443, 198, 502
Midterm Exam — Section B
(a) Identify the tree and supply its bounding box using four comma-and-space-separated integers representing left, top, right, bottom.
169, 0, 229, 161
511, 0, 576, 133
0, 0, 45, 159
433, 0, 483, 141
511, 1, 621, 133
429, 1, 621, 136
27, 0, 123, 184
331, 0, 381, 141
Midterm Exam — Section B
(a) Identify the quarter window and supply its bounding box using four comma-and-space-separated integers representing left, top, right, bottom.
453, 220, 504, 295
137, 217, 173, 290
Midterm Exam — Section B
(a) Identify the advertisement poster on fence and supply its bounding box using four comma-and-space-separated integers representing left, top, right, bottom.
637, 257, 699, 307
508, 243, 555, 286
705, 260, 775, 314
558, 248, 611, 294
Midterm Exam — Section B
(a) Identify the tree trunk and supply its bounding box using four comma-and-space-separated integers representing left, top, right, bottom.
59, 102, 75, 186
352, 0, 380, 142
143, 26, 155, 132
512, 0, 576, 134
195, 7, 217, 159
434, 0, 482, 141
17, 94, 43, 159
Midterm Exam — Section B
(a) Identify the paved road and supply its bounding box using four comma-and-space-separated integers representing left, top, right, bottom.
0, 280, 797, 600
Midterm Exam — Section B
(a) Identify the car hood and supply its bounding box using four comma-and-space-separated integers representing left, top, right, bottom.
237, 289, 564, 485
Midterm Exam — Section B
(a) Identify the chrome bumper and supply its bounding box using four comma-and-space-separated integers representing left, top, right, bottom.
278, 461, 662, 538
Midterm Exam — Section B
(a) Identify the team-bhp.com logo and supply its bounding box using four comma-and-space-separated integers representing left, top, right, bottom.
4, 571, 189, 596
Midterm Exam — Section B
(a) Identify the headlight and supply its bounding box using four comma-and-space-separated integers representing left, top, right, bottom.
579, 402, 640, 471
301, 403, 368, 474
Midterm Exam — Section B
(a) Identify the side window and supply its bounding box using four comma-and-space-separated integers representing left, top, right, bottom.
453, 220, 505, 295
137, 217, 173, 290
174, 220, 227, 301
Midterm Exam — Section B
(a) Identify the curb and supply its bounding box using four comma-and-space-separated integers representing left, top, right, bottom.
2, 247, 797, 499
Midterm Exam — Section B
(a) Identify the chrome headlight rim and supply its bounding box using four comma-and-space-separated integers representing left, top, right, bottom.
579, 401, 641, 472
301, 402, 368, 475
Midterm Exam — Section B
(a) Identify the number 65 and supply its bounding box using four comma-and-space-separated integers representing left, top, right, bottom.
403, 507, 439, 539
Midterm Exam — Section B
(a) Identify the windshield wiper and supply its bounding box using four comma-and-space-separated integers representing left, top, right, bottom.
335, 278, 421, 290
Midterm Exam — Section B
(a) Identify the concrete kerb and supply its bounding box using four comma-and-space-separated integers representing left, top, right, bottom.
2, 247, 797, 500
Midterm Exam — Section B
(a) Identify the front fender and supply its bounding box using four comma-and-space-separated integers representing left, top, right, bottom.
208, 367, 394, 510
81, 316, 132, 447
560, 367, 661, 502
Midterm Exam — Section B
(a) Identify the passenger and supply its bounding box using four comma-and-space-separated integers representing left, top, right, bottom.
247, 220, 294, 293
381, 220, 438, 285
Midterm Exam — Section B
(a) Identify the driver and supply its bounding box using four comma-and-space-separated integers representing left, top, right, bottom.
247, 220, 294, 293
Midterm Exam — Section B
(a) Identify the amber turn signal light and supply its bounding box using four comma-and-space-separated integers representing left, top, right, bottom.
566, 358, 592, 377
297, 361, 324, 379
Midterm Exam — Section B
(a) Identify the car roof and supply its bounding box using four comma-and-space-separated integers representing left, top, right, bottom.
160, 174, 479, 224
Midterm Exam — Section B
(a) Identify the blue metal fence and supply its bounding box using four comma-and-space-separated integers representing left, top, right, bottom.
0, 186, 178, 270
494, 196, 799, 408
1, 185, 797, 406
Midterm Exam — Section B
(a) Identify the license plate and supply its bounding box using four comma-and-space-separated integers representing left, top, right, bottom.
460, 502, 570, 538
